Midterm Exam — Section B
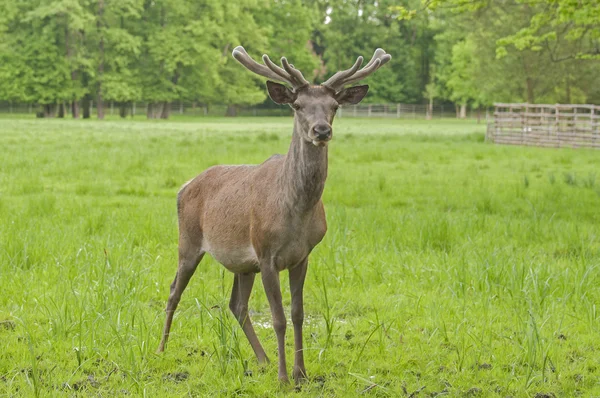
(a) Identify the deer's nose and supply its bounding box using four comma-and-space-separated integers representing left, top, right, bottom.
313, 124, 332, 141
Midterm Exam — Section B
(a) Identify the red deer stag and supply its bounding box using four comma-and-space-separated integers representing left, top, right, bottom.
157, 46, 391, 383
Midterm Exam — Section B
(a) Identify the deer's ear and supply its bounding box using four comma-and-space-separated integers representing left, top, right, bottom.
335, 85, 369, 105
266, 81, 295, 105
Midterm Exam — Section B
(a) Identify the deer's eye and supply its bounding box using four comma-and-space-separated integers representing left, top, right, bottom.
292, 103, 301, 110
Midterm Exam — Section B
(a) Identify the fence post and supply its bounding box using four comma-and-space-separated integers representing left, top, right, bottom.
413, 104, 416, 119
90, 100, 94, 116
110, 101, 114, 115
180, 100, 184, 115
339, 107, 342, 118
555, 104, 559, 135
29, 103, 32, 114
396, 104, 400, 118
132, 102, 136, 116
441, 105, 444, 118
591, 105, 595, 137
353, 105, 357, 117
368, 104, 372, 117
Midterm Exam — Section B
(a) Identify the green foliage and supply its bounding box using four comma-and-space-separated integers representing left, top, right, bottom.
318, 0, 423, 102
100, 0, 144, 103
496, 0, 600, 60
0, 0, 598, 116
432, 0, 600, 106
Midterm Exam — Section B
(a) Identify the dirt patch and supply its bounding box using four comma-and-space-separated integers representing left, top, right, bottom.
0, 320, 16, 331
465, 387, 482, 396
534, 393, 555, 398
68, 375, 100, 392
163, 371, 189, 382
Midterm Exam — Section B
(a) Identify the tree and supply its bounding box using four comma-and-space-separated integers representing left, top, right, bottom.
432, 0, 600, 107
99, 0, 143, 117
316, 0, 426, 103
0, 0, 94, 117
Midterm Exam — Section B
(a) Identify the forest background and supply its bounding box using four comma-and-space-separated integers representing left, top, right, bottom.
0, 0, 598, 118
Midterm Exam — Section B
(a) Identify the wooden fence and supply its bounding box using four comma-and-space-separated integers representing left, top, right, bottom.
0, 100, 481, 120
486, 103, 600, 149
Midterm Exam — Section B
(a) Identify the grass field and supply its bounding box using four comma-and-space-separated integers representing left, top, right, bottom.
1, 116, 599, 397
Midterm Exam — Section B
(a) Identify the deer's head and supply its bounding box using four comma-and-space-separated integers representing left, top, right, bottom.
232, 47, 391, 147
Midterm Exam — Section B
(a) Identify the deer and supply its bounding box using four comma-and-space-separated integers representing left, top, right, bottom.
157, 46, 391, 383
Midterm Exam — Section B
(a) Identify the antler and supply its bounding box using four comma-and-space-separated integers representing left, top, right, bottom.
322, 48, 391, 92
232, 46, 309, 91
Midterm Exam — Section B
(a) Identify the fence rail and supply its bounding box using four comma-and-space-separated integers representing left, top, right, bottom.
486, 103, 600, 149
0, 100, 486, 120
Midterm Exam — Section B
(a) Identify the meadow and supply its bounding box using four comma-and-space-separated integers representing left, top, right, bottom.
0, 116, 599, 397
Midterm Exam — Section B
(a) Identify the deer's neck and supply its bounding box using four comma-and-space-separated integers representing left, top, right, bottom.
280, 119, 328, 213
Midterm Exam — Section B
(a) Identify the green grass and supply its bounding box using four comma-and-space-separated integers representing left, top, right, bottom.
1, 116, 599, 396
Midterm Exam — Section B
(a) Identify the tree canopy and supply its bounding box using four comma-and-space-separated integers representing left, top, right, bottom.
0, 0, 598, 118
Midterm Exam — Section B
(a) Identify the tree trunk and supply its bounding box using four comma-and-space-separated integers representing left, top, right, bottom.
526, 77, 535, 104
81, 71, 91, 118
71, 100, 80, 118
154, 102, 164, 119
65, 23, 81, 119
42, 104, 52, 118
460, 103, 467, 119
476, 106, 481, 124
455, 104, 460, 118
97, 0, 105, 119
427, 98, 433, 120
147, 103, 154, 119
58, 103, 65, 118
82, 95, 91, 118
225, 105, 237, 117
119, 102, 129, 118
160, 101, 170, 119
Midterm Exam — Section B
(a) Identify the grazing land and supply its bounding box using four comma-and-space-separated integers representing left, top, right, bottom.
0, 116, 599, 396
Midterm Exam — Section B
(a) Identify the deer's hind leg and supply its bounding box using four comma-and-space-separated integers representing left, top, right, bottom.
229, 272, 269, 364
157, 238, 204, 353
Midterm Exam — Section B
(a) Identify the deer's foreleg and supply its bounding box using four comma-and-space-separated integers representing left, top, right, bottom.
261, 264, 289, 383
289, 258, 308, 383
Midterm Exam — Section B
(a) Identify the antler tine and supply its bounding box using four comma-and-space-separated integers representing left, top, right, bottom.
262, 54, 293, 83
232, 46, 291, 85
340, 53, 391, 87
322, 56, 364, 91
281, 57, 309, 89
232, 46, 309, 90
363, 48, 387, 69
323, 49, 391, 92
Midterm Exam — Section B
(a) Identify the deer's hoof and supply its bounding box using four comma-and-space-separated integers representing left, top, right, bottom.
293, 367, 308, 384
278, 375, 290, 385
257, 355, 270, 366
